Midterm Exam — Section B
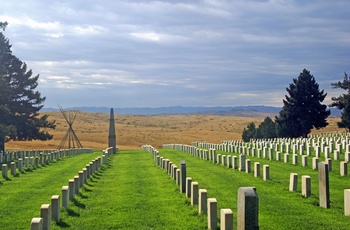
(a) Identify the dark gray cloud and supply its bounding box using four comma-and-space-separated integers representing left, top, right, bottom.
1, 0, 349, 108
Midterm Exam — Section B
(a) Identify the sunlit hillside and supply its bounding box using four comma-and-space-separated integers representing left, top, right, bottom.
6, 111, 343, 151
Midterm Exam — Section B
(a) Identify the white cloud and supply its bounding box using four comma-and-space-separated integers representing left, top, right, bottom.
44, 33, 64, 38
72, 25, 107, 35
1, 0, 349, 108
0, 16, 62, 31
130, 32, 161, 42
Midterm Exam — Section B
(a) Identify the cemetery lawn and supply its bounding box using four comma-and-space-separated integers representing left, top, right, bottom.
51, 150, 207, 229
2, 148, 349, 229
158, 148, 350, 230
0, 151, 102, 229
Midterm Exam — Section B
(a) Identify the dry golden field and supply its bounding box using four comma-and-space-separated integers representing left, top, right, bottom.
6, 111, 343, 151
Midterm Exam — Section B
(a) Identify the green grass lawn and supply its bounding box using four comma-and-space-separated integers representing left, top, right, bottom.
158, 147, 350, 229
1, 147, 349, 229
0, 151, 102, 229
51, 150, 207, 229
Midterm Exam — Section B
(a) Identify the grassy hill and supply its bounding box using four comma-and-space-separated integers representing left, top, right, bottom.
6, 112, 342, 151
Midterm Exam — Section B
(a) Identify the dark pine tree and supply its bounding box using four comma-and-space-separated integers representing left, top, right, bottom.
329, 72, 350, 131
242, 122, 257, 142
257, 116, 277, 139
276, 69, 330, 138
0, 22, 55, 152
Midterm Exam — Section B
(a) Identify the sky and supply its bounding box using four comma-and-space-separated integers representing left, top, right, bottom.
1, 0, 349, 108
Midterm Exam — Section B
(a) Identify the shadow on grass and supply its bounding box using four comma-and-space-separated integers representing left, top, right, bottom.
104, 160, 113, 169
101, 158, 113, 171
24, 167, 35, 173
94, 171, 103, 177
99, 166, 107, 172
85, 182, 95, 187
4, 177, 11, 181
73, 198, 86, 209
56, 221, 70, 228
13, 172, 22, 177
91, 174, 101, 179
83, 186, 93, 192
89, 178, 98, 183
66, 208, 80, 217
78, 192, 88, 199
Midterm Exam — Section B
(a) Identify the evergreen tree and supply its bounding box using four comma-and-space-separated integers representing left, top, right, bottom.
242, 122, 256, 142
257, 116, 277, 139
276, 69, 330, 138
0, 22, 55, 152
329, 73, 350, 131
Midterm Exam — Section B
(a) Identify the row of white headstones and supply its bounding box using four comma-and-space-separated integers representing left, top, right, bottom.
142, 144, 258, 230
0, 149, 92, 164
1, 148, 93, 178
30, 148, 113, 230
162, 132, 350, 216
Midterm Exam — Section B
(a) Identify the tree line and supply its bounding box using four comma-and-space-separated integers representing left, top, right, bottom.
0, 22, 55, 152
242, 70, 349, 142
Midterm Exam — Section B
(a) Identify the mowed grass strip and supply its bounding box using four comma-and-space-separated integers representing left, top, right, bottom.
52, 150, 207, 229
158, 148, 350, 230
0, 151, 102, 229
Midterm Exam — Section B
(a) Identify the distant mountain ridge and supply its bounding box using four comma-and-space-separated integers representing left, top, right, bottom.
42, 106, 341, 117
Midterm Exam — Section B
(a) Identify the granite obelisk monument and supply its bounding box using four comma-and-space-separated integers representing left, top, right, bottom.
108, 108, 117, 153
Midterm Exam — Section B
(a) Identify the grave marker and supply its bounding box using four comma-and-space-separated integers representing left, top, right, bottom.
220, 209, 233, 230
18, 158, 23, 173
239, 155, 246, 172
318, 162, 330, 208
51, 195, 60, 222
302, 155, 308, 167
180, 160, 186, 193
292, 154, 298, 165
334, 150, 340, 161
344, 189, 350, 216
237, 187, 259, 230
326, 158, 332, 172
62, 186, 69, 209
30, 218, 43, 230
302, 175, 311, 198
340, 161, 348, 176
74, 176, 79, 194
263, 165, 270, 181
40, 204, 51, 230
2, 164, 8, 178
254, 162, 260, 178
108, 108, 117, 153
232, 156, 238, 170
222, 155, 227, 166
199, 189, 207, 214
186, 177, 192, 198
289, 173, 298, 192
207, 198, 217, 230
10, 162, 16, 176
276, 152, 281, 162
191, 182, 199, 205
176, 169, 180, 186
312, 157, 319, 170
78, 171, 84, 188
227, 155, 232, 168
284, 153, 289, 163
68, 179, 75, 200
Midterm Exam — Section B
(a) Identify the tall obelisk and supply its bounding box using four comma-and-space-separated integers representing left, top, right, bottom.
108, 108, 117, 153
